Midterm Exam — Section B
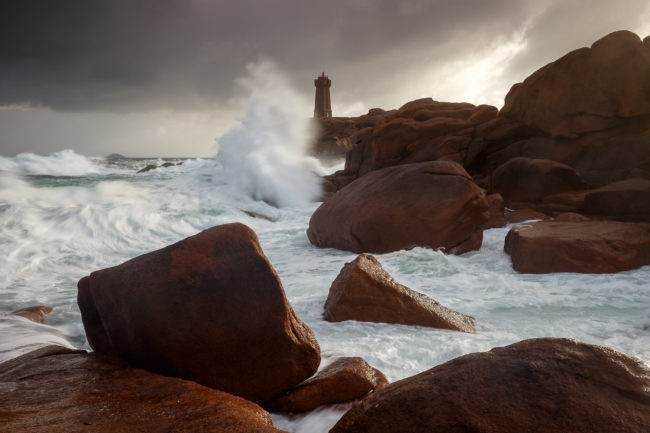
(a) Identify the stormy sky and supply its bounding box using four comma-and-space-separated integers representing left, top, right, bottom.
1, 0, 649, 157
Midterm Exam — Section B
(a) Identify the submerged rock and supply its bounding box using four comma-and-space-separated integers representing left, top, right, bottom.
0, 345, 285, 433
504, 220, 650, 273
323, 254, 475, 333
264, 357, 387, 412
307, 161, 489, 255
77, 223, 320, 402
11, 305, 53, 323
136, 161, 183, 173
136, 164, 158, 173
330, 338, 650, 433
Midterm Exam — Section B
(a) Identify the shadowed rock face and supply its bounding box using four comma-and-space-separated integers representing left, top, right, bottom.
308, 161, 489, 255
0, 346, 286, 433
264, 356, 388, 412
481, 193, 507, 229
492, 157, 589, 203
77, 223, 320, 403
504, 220, 650, 273
330, 338, 650, 433
580, 178, 650, 221
323, 254, 475, 333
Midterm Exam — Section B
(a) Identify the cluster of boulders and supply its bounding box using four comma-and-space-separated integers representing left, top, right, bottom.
3, 30, 650, 432
3, 220, 649, 432
314, 30, 650, 274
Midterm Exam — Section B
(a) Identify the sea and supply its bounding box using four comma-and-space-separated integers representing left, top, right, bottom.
1, 147, 649, 432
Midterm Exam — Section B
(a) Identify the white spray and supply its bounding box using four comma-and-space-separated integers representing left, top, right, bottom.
215, 59, 321, 208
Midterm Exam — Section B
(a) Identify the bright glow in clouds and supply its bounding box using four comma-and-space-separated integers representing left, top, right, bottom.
409, 31, 529, 108
215, 59, 321, 207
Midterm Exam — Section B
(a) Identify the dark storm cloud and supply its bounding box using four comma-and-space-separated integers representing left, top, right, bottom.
1, 0, 649, 112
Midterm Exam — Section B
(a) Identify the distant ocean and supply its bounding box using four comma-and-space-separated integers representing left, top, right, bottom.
1, 148, 649, 432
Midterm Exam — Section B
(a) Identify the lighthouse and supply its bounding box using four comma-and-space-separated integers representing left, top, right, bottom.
314, 72, 332, 118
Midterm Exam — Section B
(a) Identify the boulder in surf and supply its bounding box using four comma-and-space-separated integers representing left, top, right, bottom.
77, 223, 320, 403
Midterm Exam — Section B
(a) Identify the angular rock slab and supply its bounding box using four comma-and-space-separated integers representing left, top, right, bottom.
0, 346, 285, 433
265, 357, 388, 412
78, 223, 320, 402
330, 338, 650, 433
307, 161, 489, 255
323, 254, 475, 333
504, 220, 650, 273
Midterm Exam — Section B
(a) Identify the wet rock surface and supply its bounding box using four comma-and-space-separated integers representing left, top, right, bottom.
0, 346, 286, 433
323, 254, 475, 332
264, 357, 387, 412
330, 338, 650, 433
78, 223, 320, 402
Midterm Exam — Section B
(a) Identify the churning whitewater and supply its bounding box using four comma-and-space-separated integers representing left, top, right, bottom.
1, 63, 649, 433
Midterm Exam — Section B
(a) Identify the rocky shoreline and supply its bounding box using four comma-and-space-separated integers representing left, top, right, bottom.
2, 30, 650, 432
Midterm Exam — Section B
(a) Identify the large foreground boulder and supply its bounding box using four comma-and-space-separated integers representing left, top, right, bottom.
307, 161, 489, 254
0, 346, 285, 433
78, 223, 320, 402
504, 220, 650, 273
265, 357, 388, 412
323, 254, 475, 333
330, 338, 650, 433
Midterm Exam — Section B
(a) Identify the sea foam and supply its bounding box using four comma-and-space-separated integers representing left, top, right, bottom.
215, 59, 322, 207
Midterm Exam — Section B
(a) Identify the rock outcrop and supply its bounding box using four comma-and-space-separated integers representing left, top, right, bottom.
0, 346, 285, 433
344, 99, 503, 177
330, 338, 650, 433
501, 30, 650, 138
504, 220, 650, 273
313, 31, 650, 214
307, 161, 489, 255
10, 305, 52, 323
264, 357, 387, 412
78, 223, 320, 402
311, 110, 392, 159
323, 254, 475, 332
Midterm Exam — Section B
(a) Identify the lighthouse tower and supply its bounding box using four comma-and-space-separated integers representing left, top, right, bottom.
314, 72, 332, 118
